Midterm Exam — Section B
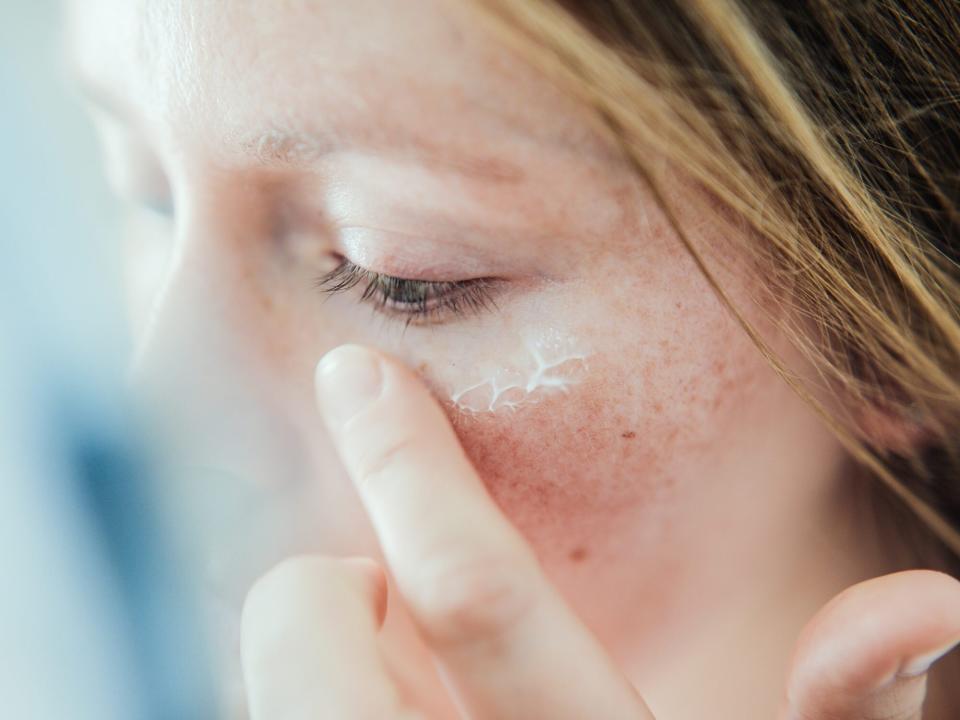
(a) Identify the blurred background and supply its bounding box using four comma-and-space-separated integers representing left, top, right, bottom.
1, 2, 216, 717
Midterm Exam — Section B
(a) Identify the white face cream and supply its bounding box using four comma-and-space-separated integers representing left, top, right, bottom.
448, 328, 591, 414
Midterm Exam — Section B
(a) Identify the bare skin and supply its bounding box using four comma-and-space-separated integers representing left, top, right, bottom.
67, 1, 960, 718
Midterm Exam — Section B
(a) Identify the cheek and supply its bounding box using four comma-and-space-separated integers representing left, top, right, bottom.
434, 314, 770, 564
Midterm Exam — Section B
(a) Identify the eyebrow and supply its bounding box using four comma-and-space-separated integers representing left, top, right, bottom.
241, 128, 528, 185
75, 72, 528, 186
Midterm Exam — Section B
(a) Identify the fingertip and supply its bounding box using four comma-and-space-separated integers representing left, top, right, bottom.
240, 555, 406, 720
897, 637, 960, 679
784, 570, 960, 719
241, 555, 388, 656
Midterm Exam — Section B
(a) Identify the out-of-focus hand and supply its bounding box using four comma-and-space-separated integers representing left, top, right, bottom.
240, 345, 960, 720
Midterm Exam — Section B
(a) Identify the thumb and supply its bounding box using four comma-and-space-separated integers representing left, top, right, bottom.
780, 569, 960, 720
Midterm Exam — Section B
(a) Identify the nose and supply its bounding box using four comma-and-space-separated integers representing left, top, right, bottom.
129, 184, 303, 483
126, 176, 377, 606
128, 182, 325, 585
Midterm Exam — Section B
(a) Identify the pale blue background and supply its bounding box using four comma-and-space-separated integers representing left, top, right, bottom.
1, 3, 214, 718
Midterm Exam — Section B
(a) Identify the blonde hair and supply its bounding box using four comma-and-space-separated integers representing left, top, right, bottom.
472, 0, 960, 569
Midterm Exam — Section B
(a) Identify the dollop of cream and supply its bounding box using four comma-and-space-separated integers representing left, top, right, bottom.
449, 330, 590, 413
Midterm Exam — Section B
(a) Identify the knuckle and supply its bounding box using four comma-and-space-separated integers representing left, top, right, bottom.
353, 434, 419, 492
410, 551, 538, 649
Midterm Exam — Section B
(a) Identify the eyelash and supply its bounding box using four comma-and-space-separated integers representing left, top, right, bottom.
315, 259, 499, 325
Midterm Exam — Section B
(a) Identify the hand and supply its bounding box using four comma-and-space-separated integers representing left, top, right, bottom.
240, 345, 960, 720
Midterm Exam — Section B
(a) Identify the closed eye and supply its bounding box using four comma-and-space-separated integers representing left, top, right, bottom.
315, 258, 500, 326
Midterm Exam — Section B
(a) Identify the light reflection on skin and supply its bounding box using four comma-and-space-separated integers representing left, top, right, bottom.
67, 1, 898, 718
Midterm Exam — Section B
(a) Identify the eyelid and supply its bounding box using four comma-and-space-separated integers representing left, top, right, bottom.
336, 225, 507, 282
315, 258, 501, 325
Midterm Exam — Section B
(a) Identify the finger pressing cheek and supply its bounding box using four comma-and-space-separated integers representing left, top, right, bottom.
314, 344, 654, 720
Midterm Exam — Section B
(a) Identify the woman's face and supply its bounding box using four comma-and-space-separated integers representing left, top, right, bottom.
69, 0, 854, 689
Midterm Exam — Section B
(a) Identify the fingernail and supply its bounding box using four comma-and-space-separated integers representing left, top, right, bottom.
315, 345, 383, 426
898, 638, 960, 678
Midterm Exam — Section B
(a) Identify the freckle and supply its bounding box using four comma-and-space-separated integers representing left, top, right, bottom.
569, 546, 589, 562
416, 361, 429, 375
621, 430, 636, 439
712, 391, 725, 411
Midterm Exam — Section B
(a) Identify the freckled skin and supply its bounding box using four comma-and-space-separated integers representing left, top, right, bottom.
69, 1, 899, 717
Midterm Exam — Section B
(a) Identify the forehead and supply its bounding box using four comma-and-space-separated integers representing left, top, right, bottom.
67, 0, 600, 164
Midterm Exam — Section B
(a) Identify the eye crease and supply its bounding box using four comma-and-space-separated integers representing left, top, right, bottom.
315, 258, 501, 325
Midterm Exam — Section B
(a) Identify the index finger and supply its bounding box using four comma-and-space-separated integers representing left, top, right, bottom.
315, 344, 654, 720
